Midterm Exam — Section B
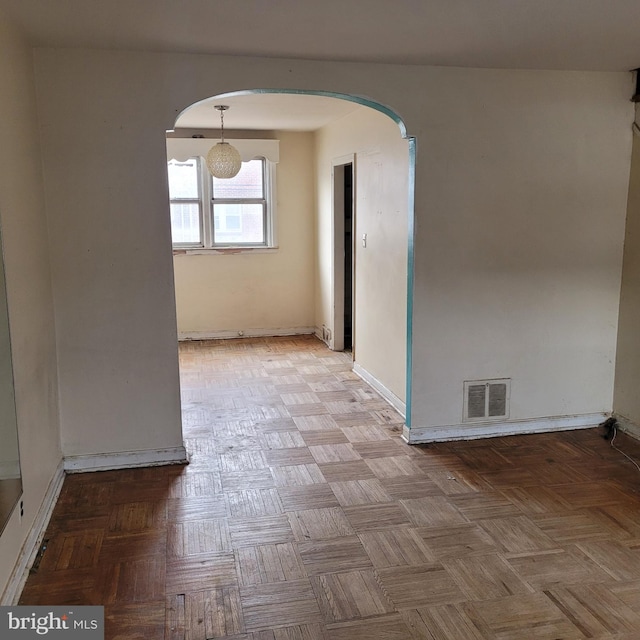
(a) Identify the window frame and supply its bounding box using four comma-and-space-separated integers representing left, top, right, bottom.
169, 155, 277, 252
210, 158, 270, 248
167, 157, 204, 248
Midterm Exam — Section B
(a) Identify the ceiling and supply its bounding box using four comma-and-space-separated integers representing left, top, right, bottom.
174, 95, 362, 132
2, 0, 640, 72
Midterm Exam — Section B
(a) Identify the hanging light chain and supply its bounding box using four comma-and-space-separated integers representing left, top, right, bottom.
215, 105, 228, 143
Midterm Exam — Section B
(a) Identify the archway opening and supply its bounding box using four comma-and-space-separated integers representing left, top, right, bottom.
167, 89, 415, 424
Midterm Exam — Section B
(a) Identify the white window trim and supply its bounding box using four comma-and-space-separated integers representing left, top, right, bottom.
167, 137, 279, 253
168, 158, 204, 248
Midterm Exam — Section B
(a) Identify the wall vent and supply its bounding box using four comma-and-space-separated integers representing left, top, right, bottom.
463, 379, 510, 423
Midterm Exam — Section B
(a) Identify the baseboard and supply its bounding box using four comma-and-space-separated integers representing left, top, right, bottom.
179, 327, 315, 341
1, 460, 65, 605
64, 446, 188, 473
352, 363, 406, 418
403, 412, 606, 444
613, 413, 640, 440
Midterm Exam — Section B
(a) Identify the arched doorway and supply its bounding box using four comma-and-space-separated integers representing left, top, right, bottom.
167, 90, 415, 425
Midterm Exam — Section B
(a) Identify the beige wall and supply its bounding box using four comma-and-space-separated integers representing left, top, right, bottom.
315, 107, 408, 402
614, 115, 640, 425
173, 131, 316, 337
30, 48, 633, 456
0, 14, 62, 598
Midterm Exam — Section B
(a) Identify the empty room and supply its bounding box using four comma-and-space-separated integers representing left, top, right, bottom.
2, 1, 640, 638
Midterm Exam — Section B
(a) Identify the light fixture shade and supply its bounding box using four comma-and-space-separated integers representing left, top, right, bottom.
206, 142, 242, 179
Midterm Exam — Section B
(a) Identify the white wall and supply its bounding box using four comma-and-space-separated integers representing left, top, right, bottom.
411, 70, 632, 433
0, 13, 62, 598
173, 131, 316, 337
31, 48, 632, 453
35, 54, 185, 458
315, 107, 408, 402
614, 116, 640, 427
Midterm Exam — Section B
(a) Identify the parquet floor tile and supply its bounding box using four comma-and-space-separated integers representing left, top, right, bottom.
351, 440, 407, 459
166, 552, 237, 593
240, 579, 323, 631
506, 546, 613, 588
576, 539, 640, 581
478, 515, 559, 553
329, 479, 392, 506
288, 507, 355, 541
442, 553, 533, 600
106, 601, 166, 640
365, 455, 424, 478
311, 569, 394, 622
297, 536, 373, 575
401, 604, 486, 640
377, 564, 466, 609
357, 528, 435, 568
544, 583, 640, 638
426, 468, 490, 495
300, 430, 350, 447
168, 519, 232, 555
400, 496, 468, 527
316, 460, 376, 482
230, 515, 295, 548
464, 592, 582, 639
18, 336, 640, 638
417, 523, 499, 560
449, 491, 522, 521
277, 485, 340, 511
235, 543, 306, 586
343, 503, 413, 532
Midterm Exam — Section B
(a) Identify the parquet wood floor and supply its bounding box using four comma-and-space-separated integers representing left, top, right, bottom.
19, 335, 640, 639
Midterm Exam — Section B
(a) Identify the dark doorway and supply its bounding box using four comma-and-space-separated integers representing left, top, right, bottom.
343, 164, 353, 351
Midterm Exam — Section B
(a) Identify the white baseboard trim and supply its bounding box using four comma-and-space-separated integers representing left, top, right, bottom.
613, 413, 640, 440
404, 412, 606, 444
352, 363, 406, 418
64, 446, 188, 473
179, 327, 315, 341
1, 460, 65, 605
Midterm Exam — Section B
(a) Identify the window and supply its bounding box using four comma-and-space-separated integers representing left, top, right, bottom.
167, 158, 202, 245
168, 156, 275, 249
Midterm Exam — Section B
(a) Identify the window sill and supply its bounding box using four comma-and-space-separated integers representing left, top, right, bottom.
173, 246, 279, 256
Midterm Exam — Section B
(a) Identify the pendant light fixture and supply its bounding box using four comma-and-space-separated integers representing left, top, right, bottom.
206, 105, 242, 179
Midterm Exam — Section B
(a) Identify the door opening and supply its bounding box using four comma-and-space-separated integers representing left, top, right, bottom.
332, 157, 355, 355
343, 164, 353, 351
